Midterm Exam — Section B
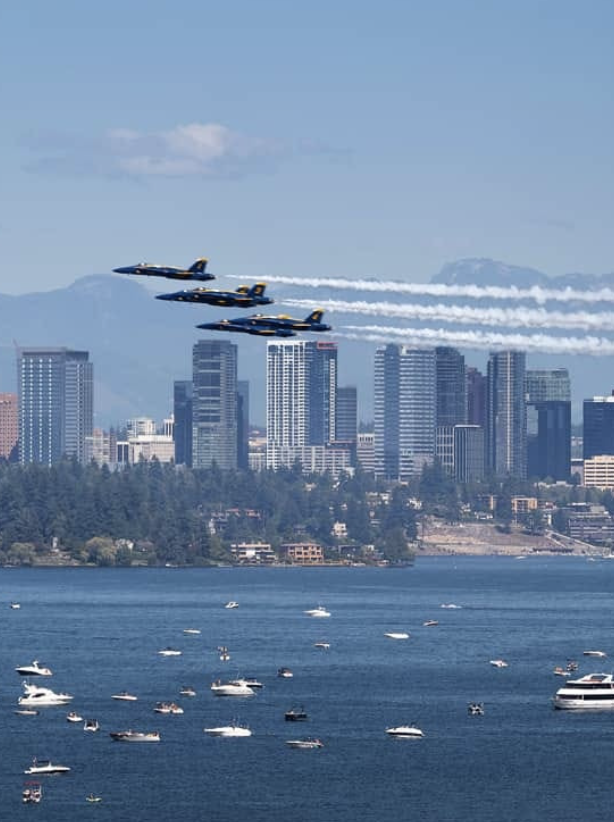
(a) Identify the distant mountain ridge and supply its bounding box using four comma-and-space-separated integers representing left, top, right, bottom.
433, 257, 614, 290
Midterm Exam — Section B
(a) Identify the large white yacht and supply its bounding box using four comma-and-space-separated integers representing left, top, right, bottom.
15, 661, 53, 677
24, 759, 71, 775
18, 683, 73, 707
204, 723, 251, 737
210, 680, 255, 697
553, 672, 614, 709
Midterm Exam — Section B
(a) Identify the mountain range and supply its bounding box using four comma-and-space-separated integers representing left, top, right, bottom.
0, 259, 611, 426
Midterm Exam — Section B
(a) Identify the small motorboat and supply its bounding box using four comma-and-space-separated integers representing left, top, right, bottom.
583, 650, 607, 658
553, 667, 570, 677
183, 628, 201, 635
468, 703, 485, 716
66, 711, 83, 723
304, 606, 330, 618
314, 642, 330, 649
210, 680, 255, 697
154, 701, 184, 715
15, 709, 39, 716
204, 725, 251, 738
567, 660, 579, 672
15, 660, 53, 677
440, 603, 462, 609
180, 686, 197, 697
109, 730, 161, 743
24, 758, 71, 775
22, 782, 43, 804
384, 632, 410, 640
489, 659, 509, 668
218, 646, 231, 661
112, 691, 138, 701
277, 667, 294, 678
285, 706, 308, 722
158, 647, 182, 657
225, 601, 239, 609
286, 738, 323, 749
386, 726, 424, 738
10, 602, 21, 610
84, 719, 100, 732
86, 795, 102, 803
423, 620, 439, 627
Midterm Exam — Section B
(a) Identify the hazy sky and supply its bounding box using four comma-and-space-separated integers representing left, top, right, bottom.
2, 0, 612, 295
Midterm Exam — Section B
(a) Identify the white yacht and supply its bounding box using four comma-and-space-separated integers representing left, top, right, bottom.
553, 672, 614, 710
386, 725, 424, 738
384, 632, 410, 640
304, 606, 331, 618
24, 759, 71, 775
109, 730, 161, 742
204, 723, 251, 737
15, 661, 53, 677
19, 682, 73, 707
112, 691, 138, 702
211, 680, 255, 697
158, 648, 182, 657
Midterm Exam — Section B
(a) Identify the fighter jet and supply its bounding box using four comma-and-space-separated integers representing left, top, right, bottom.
113, 257, 214, 281
197, 309, 331, 337
156, 282, 273, 308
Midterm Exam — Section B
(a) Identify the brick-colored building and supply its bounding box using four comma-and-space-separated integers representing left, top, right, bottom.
0, 393, 18, 460
281, 542, 324, 565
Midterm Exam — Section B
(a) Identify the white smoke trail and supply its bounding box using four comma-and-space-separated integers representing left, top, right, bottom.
280, 297, 614, 332
337, 325, 614, 356
233, 274, 614, 305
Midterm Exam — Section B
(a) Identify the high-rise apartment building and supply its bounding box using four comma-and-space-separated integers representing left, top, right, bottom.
0, 392, 18, 460
374, 345, 436, 479
192, 340, 237, 470
18, 348, 93, 465
583, 393, 614, 460
486, 350, 527, 478
526, 369, 571, 481
173, 380, 193, 467
436, 347, 466, 427
237, 380, 250, 470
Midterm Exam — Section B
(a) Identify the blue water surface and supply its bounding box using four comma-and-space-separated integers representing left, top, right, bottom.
2, 557, 614, 822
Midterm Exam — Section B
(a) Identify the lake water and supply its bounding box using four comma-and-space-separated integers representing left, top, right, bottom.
3, 557, 614, 821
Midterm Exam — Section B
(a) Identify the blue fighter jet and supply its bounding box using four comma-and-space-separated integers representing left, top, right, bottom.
197, 309, 331, 337
113, 257, 214, 281
156, 282, 273, 308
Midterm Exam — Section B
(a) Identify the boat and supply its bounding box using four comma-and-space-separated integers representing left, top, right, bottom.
24, 758, 71, 775
583, 650, 607, 657
553, 666, 570, 677
286, 738, 323, 749
553, 672, 614, 710
225, 601, 239, 609
285, 706, 308, 722
86, 795, 102, 803
440, 603, 462, 609
304, 606, 330, 618
158, 647, 182, 656
277, 667, 293, 678
314, 642, 330, 649
180, 686, 196, 697
10, 602, 21, 610
489, 659, 509, 668
211, 680, 255, 697
112, 691, 138, 701
218, 645, 231, 661
18, 682, 73, 706
386, 726, 424, 738
15, 709, 39, 716
423, 620, 439, 627
66, 711, 83, 723
15, 660, 53, 677
468, 702, 485, 716
154, 701, 184, 714
183, 628, 201, 634
23, 782, 43, 803
204, 724, 251, 738
567, 660, 579, 672
109, 730, 161, 742
229, 677, 264, 689
384, 632, 410, 640
84, 719, 100, 732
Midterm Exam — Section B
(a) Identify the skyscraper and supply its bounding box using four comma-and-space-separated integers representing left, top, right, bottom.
486, 350, 527, 478
173, 380, 193, 467
192, 340, 237, 470
374, 344, 400, 479
18, 348, 93, 465
237, 380, 250, 470
0, 393, 18, 461
526, 369, 571, 481
583, 393, 614, 460
336, 386, 358, 445
435, 347, 466, 427
466, 367, 487, 427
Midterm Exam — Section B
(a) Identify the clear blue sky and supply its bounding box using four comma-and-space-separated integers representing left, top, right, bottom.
1, 0, 612, 294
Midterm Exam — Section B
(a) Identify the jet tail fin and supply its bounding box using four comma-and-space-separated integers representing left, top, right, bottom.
306, 309, 324, 324
189, 258, 208, 273
249, 283, 267, 297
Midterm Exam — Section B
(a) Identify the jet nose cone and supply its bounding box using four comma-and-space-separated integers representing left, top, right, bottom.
113, 267, 131, 274
155, 293, 174, 301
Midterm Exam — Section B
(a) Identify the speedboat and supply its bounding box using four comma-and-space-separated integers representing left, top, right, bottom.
86, 795, 102, 803
440, 603, 462, 609
183, 628, 201, 635
553, 667, 570, 677
66, 711, 83, 723
286, 738, 323, 749
180, 686, 197, 697
204, 723, 251, 737
554, 672, 614, 710
314, 642, 330, 649
218, 646, 231, 661
468, 703, 485, 716
23, 783, 43, 803
211, 680, 255, 697
304, 606, 330, 618
109, 730, 161, 742
583, 650, 607, 657
225, 601, 239, 609
386, 726, 424, 738
277, 667, 293, 678
24, 759, 71, 775
15, 709, 39, 716
15, 661, 53, 677
154, 701, 184, 714
285, 706, 308, 722
384, 632, 410, 640
158, 647, 182, 657
19, 682, 73, 706
84, 719, 100, 732
10, 602, 21, 609
112, 691, 138, 701
489, 659, 508, 668
423, 620, 439, 627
